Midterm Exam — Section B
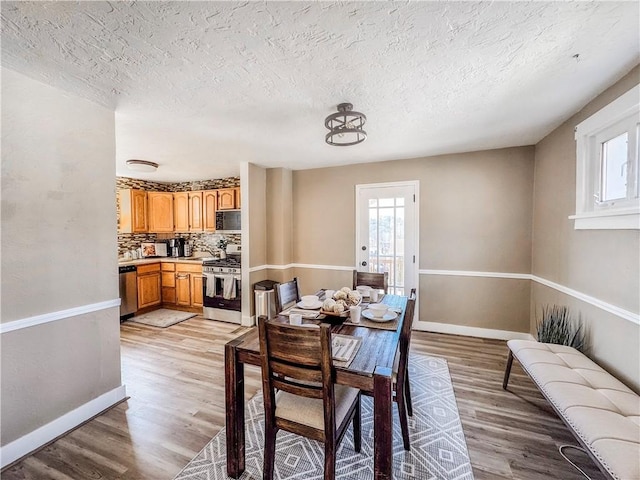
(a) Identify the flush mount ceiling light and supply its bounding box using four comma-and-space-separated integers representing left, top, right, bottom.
126, 159, 158, 172
325, 103, 367, 146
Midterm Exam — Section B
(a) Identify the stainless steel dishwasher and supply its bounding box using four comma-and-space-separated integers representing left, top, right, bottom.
119, 265, 137, 320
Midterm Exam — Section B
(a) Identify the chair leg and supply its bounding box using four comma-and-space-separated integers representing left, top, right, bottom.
404, 371, 413, 417
502, 350, 514, 390
324, 441, 336, 480
396, 384, 411, 451
263, 422, 277, 480
353, 394, 362, 453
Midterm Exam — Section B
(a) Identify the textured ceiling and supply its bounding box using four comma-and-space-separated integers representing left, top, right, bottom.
2, 1, 639, 181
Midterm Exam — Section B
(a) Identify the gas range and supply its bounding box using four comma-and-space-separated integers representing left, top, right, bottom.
202, 257, 241, 274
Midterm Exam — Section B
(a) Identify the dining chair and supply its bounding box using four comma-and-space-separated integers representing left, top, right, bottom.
394, 287, 417, 450
274, 277, 301, 312
360, 288, 416, 451
258, 317, 362, 480
352, 270, 389, 294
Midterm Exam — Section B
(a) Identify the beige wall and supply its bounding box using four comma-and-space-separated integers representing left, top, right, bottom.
266, 168, 293, 266
288, 147, 535, 331
1, 69, 122, 445
247, 163, 267, 269
531, 65, 640, 391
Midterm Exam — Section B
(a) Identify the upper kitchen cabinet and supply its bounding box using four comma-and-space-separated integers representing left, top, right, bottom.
118, 189, 148, 233
148, 192, 174, 232
173, 192, 189, 232
203, 190, 217, 232
189, 191, 204, 232
218, 188, 237, 210
235, 187, 241, 208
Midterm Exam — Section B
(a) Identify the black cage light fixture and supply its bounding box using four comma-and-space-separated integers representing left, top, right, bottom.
324, 103, 367, 146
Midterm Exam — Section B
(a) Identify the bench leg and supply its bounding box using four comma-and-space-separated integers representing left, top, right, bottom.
502, 350, 514, 390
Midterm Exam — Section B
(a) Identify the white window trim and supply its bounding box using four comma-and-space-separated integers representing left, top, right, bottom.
572, 85, 640, 230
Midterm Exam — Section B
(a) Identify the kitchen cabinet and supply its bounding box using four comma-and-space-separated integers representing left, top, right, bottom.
191, 274, 203, 307
174, 263, 203, 308
173, 192, 189, 232
175, 271, 191, 306
148, 192, 174, 232
137, 263, 161, 309
161, 263, 176, 304
189, 192, 204, 232
203, 190, 217, 232
235, 187, 241, 208
118, 189, 148, 233
218, 188, 236, 210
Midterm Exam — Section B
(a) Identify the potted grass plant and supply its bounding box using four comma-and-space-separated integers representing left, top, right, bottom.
536, 304, 586, 352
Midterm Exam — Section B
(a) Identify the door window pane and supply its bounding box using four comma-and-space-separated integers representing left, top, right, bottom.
367, 197, 405, 293
601, 132, 628, 201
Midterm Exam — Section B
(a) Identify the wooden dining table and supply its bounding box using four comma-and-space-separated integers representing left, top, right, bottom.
224, 292, 408, 480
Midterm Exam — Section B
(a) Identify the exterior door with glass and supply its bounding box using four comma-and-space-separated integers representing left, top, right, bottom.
355, 182, 418, 298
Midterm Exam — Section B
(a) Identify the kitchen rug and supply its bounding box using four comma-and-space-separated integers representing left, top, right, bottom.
173, 354, 474, 480
128, 309, 196, 328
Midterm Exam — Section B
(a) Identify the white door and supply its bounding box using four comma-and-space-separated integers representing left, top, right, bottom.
355, 182, 419, 297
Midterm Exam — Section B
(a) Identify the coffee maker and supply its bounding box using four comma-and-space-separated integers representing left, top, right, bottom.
169, 238, 185, 257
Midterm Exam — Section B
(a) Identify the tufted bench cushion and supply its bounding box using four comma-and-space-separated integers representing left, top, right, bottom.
503, 340, 640, 480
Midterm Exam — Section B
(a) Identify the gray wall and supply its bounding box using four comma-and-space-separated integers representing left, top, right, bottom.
1, 68, 122, 445
531, 65, 640, 391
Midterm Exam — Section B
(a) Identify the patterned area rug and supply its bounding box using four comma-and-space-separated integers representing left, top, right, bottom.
128, 309, 196, 328
174, 354, 474, 480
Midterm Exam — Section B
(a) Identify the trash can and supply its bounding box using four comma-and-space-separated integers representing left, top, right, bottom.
254, 280, 278, 320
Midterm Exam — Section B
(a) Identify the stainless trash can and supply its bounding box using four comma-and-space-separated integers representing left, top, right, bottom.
254, 280, 278, 320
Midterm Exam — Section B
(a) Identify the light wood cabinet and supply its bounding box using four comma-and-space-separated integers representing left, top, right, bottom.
161, 263, 176, 304
234, 187, 241, 209
189, 192, 204, 232
218, 188, 236, 210
174, 263, 203, 308
173, 192, 189, 232
190, 274, 203, 307
175, 271, 191, 306
203, 190, 217, 232
137, 263, 161, 309
118, 189, 148, 233
148, 192, 174, 232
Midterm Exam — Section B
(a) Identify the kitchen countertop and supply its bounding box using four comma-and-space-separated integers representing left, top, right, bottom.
118, 257, 213, 266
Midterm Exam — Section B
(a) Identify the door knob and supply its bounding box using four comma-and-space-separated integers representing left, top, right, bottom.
361, 261, 367, 266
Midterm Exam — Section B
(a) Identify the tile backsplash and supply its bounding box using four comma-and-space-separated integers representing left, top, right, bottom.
117, 176, 241, 257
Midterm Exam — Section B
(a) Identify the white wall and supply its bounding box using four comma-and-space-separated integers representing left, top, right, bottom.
1, 68, 123, 462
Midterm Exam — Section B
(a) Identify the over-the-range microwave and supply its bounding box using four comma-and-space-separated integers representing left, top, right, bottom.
216, 209, 241, 233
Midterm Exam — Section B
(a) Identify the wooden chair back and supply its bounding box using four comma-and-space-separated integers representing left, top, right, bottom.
352, 270, 389, 294
258, 317, 335, 441
396, 288, 417, 387
274, 277, 301, 312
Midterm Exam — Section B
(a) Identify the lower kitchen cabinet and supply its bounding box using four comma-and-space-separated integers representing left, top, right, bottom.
161, 263, 176, 304
162, 262, 203, 311
190, 273, 203, 307
137, 263, 161, 309
175, 271, 191, 306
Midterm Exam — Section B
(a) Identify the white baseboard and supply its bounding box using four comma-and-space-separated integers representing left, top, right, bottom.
0, 384, 127, 469
414, 321, 535, 341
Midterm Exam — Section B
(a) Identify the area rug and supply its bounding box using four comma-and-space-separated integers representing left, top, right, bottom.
128, 309, 196, 328
174, 354, 474, 480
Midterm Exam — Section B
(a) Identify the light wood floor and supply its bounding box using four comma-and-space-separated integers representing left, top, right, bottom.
2, 317, 604, 480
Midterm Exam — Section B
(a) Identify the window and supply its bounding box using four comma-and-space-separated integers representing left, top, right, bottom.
572, 85, 639, 229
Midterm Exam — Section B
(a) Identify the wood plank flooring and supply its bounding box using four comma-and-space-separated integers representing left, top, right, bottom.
1, 317, 604, 479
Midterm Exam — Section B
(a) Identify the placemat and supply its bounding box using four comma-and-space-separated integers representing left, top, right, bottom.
332, 334, 362, 368
343, 316, 399, 331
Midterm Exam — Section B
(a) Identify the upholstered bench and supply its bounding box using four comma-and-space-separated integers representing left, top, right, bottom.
503, 340, 640, 480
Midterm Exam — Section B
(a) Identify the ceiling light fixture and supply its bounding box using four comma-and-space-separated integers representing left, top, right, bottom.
325, 103, 367, 146
126, 159, 159, 172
